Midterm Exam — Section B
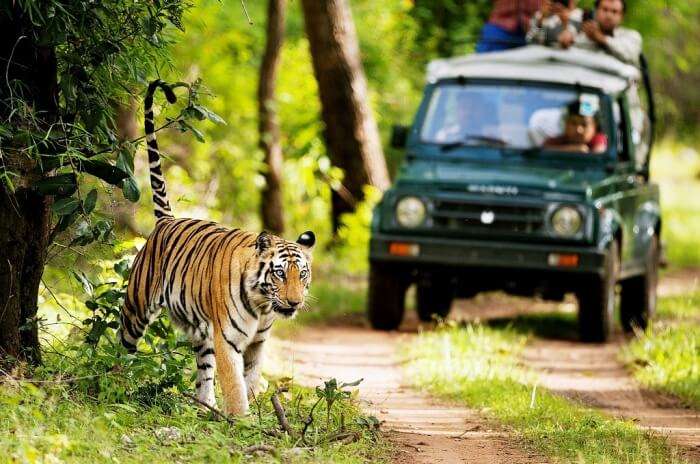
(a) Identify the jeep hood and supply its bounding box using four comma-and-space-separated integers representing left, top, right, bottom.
396, 160, 607, 197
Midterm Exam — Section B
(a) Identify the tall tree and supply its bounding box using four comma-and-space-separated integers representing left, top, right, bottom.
0, 5, 60, 364
0, 1, 212, 367
300, 0, 390, 231
258, 0, 287, 235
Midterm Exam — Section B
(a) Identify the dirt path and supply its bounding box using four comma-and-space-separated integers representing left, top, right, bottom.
272, 327, 546, 464
522, 339, 700, 462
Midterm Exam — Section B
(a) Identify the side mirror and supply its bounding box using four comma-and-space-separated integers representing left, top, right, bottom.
390, 125, 409, 149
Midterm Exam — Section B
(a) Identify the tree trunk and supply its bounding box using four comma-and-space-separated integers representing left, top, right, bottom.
300, 0, 390, 231
0, 7, 58, 366
258, 0, 287, 235
0, 191, 52, 366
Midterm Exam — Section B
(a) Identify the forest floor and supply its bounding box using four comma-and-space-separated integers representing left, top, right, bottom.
272, 268, 700, 463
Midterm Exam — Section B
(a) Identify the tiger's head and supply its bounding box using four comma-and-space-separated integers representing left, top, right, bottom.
251, 230, 315, 318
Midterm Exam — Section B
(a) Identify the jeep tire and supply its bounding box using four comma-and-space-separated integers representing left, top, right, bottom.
368, 262, 408, 330
620, 235, 658, 332
416, 278, 454, 322
577, 241, 619, 343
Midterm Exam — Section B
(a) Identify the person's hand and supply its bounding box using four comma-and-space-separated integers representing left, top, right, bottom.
540, 0, 553, 18
550, 2, 566, 17
582, 20, 607, 45
558, 29, 575, 48
556, 6, 570, 25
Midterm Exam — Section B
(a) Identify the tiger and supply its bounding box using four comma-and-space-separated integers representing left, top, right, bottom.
118, 80, 315, 415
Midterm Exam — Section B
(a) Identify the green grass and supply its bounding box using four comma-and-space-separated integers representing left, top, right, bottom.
622, 293, 700, 409
0, 378, 387, 464
405, 322, 687, 464
651, 141, 700, 268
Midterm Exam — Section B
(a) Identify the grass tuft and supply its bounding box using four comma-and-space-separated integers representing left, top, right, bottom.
622, 293, 700, 409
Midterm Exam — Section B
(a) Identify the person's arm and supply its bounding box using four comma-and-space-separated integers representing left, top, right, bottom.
603, 29, 643, 66
526, 12, 548, 44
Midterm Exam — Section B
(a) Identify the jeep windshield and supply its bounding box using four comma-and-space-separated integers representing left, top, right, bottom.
419, 83, 610, 155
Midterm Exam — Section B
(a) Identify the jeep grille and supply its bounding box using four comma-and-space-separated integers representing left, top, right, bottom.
431, 198, 546, 238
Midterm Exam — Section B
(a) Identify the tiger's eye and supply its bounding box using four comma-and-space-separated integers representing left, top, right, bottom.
275, 269, 285, 278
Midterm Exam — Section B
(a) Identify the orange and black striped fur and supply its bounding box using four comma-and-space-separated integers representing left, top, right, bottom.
119, 81, 315, 415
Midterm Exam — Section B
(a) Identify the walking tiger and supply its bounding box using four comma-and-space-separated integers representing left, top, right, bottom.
118, 80, 315, 415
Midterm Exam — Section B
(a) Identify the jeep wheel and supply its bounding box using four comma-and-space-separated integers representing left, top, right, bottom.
620, 235, 658, 333
368, 262, 408, 330
416, 278, 454, 322
577, 241, 619, 343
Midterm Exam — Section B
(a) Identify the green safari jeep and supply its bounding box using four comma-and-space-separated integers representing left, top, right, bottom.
368, 46, 660, 342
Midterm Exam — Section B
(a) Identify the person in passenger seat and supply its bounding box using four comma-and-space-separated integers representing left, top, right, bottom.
544, 100, 608, 154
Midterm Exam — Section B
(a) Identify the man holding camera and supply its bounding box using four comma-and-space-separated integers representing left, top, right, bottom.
528, 0, 642, 66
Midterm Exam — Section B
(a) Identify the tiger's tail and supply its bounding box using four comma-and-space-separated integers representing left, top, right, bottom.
144, 80, 177, 219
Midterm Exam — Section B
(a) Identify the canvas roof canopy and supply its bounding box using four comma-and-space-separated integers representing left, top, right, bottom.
427, 46, 640, 94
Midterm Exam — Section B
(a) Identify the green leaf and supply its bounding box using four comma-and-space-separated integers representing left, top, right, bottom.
114, 259, 131, 280
73, 271, 94, 296
121, 177, 140, 202
79, 159, 129, 186
52, 197, 80, 216
194, 105, 226, 125
179, 120, 205, 143
54, 211, 79, 233
116, 147, 140, 202
83, 189, 98, 214
340, 378, 364, 388
33, 173, 78, 196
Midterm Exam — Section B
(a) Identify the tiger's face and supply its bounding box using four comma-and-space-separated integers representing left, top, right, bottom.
252, 230, 315, 318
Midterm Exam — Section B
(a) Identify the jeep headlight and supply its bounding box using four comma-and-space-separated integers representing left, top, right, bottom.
550, 206, 583, 237
395, 196, 426, 228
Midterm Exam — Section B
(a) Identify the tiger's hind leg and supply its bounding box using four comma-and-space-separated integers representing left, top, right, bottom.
192, 337, 217, 408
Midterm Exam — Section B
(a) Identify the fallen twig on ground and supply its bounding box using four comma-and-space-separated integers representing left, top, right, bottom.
181, 392, 235, 424
271, 387, 297, 436
327, 431, 360, 445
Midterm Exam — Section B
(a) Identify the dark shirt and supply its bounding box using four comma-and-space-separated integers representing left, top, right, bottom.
488, 0, 542, 33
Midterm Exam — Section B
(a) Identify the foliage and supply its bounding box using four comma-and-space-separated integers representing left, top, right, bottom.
405, 322, 687, 463
410, 0, 491, 57
0, 1, 222, 250
0, 376, 386, 463
624, 0, 700, 138
650, 141, 700, 267
623, 292, 700, 408
120, 0, 423, 241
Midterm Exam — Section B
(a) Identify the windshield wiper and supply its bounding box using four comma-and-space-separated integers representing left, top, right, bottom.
440, 134, 509, 152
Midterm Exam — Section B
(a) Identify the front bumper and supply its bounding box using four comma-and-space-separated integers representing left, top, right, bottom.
370, 233, 605, 275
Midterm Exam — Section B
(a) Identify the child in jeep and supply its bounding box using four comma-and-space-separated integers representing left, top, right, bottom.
544, 100, 608, 153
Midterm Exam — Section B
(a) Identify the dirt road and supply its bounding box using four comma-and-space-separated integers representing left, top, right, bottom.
271, 269, 699, 463
273, 326, 546, 464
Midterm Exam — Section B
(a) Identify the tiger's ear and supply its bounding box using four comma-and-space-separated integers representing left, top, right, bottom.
296, 231, 315, 251
256, 231, 273, 254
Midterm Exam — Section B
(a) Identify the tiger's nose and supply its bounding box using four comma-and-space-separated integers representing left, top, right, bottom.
287, 298, 301, 308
